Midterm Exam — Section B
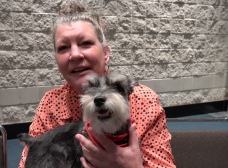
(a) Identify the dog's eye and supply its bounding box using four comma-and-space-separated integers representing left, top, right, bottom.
88, 80, 100, 87
114, 82, 125, 95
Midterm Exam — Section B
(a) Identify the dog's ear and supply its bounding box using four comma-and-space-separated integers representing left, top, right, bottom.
127, 76, 139, 95
17, 133, 35, 146
108, 72, 138, 96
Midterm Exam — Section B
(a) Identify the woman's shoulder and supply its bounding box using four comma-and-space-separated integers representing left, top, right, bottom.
131, 84, 158, 100
43, 83, 73, 97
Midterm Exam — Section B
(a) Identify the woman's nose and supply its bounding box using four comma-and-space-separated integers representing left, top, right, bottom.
69, 45, 84, 60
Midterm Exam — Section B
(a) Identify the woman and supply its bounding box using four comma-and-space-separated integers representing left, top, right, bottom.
19, 3, 176, 168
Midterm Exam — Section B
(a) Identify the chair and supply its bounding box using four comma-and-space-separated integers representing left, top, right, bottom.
170, 130, 228, 168
0, 125, 7, 168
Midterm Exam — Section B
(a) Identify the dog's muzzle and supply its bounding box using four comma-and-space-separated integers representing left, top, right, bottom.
94, 96, 113, 121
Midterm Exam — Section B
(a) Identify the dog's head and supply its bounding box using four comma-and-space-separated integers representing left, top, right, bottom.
80, 72, 138, 134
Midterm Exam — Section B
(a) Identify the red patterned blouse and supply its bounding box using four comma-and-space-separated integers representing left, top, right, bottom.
19, 83, 176, 168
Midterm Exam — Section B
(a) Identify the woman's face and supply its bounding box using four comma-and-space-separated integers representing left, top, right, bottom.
55, 21, 110, 94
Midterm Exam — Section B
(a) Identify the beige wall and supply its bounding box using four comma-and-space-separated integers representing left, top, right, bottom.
0, 0, 228, 124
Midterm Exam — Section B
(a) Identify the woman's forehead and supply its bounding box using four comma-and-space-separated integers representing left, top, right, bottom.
55, 21, 97, 42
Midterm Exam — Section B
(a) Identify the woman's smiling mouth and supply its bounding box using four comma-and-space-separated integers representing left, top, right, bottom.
71, 68, 90, 73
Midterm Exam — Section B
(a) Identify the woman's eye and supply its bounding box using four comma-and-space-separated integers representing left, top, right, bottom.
81, 41, 92, 47
57, 46, 68, 52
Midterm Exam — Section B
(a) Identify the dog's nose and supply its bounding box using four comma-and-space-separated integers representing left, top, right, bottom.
94, 96, 106, 106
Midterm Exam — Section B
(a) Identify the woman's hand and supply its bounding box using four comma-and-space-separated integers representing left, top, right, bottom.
75, 124, 144, 168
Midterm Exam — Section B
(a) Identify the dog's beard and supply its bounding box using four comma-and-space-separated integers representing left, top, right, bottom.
80, 92, 130, 134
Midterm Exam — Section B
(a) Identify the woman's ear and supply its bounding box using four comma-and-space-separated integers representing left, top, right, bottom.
104, 45, 110, 65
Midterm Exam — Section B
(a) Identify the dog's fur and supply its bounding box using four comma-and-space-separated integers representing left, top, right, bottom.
18, 73, 137, 168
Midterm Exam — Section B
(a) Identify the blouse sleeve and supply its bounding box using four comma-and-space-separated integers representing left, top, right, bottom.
130, 85, 176, 168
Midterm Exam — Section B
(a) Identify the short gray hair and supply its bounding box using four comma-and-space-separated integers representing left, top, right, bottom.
52, 3, 107, 51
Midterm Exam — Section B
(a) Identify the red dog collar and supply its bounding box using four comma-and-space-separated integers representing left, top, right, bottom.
84, 118, 134, 149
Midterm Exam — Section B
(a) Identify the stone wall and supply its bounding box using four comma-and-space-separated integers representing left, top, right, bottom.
0, 0, 228, 124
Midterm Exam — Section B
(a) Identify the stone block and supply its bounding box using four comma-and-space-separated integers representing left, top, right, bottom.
33, 14, 53, 32
0, 0, 11, 11
160, 2, 172, 18
206, 35, 219, 50
194, 34, 206, 49
170, 34, 183, 49
207, 20, 219, 34
99, 0, 117, 15
185, 4, 197, 19
38, 86, 58, 100
182, 34, 194, 49
182, 49, 194, 62
14, 32, 34, 50
146, 18, 160, 33
156, 79, 170, 93
110, 66, 131, 77
132, 17, 146, 33
0, 88, 20, 106
144, 33, 159, 49
158, 33, 171, 49
35, 51, 55, 68
109, 49, 132, 65
213, 62, 226, 74
217, 21, 228, 34
194, 50, 205, 62
172, 3, 185, 19
180, 77, 193, 91
203, 76, 214, 89
195, 20, 207, 33
115, 33, 131, 49
0, 70, 18, 88
189, 63, 206, 76
12, 0, 32, 12
139, 79, 158, 92
103, 16, 118, 34
145, 49, 160, 63
19, 87, 39, 104
20, 104, 37, 122
183, 20, 195, 34
195, 5, 209, 20
132, 1, 146, 17
118, 0, 132, 17
36, 69, 55, 86
181, 63, 193, 77
132, 65, 145, 80
132, 49, 145, 64
167, 63, 183, 78
169, 78, 181, 92
132, 34, 145, 49
2, 106, 21, 123
220, 6, 228, 20
13, 13, 33, 31
172, 19, 184, 33
0, 32, 14, 50
146, 2, 160, 18
34, 32, 53, 50
208, 5, 220, 20
193, 76, 204, 90
159, 18, 172, 33
0, 12, 14, 31
118, 17, 131, 33
145, 64, 169, 79
31, 0, 65, 13
18, 69, 36, 87
17, 51, 37, 68
0, 51, 18, 69
157, 49, 170, 63
157, 93, 170, 107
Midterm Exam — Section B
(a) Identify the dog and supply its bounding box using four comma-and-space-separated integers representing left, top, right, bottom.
18, 72, 138, 168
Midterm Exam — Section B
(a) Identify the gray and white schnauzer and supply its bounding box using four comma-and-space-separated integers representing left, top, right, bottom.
18, 72, 138, 168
